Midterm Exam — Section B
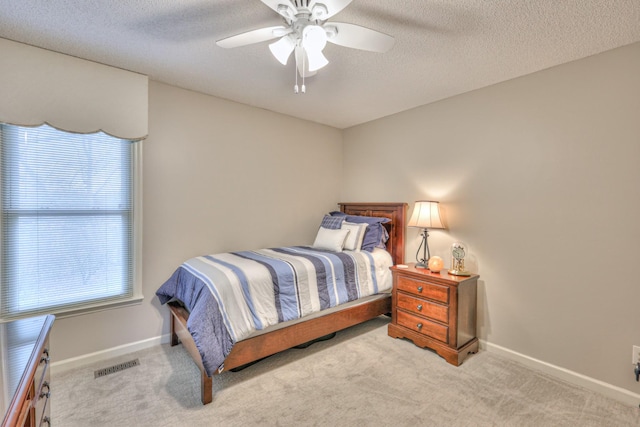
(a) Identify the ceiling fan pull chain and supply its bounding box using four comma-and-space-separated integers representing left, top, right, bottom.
294, 51, 299, 94
301, 51, 306, 94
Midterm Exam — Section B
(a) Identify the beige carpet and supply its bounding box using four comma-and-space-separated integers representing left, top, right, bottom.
52, 317, 640, 426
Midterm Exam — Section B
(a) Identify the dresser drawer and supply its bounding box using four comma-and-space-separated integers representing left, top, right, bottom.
396, 275, 449, 303
34, 345, 51, 427
0, 315, 54, 427
396, 292, 449, 324
396, 310, 449, 343
34, 378, 50, 427
35, 390, 50, 427
35, 348, 50, 394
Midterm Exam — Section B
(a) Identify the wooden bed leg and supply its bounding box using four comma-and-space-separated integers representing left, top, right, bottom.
170, 312, 179, 346
201, 370, 213, 405
168, 302, 213, 404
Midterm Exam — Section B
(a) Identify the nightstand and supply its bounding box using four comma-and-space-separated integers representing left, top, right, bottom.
388, 263, 478, 366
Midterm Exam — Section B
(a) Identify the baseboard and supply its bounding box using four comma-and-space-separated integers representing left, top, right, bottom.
50, 334, 640, 407
480, 340, 640, 407
51, 333, 172, 374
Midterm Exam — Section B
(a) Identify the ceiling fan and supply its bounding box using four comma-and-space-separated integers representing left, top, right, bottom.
216, 0, 395, 93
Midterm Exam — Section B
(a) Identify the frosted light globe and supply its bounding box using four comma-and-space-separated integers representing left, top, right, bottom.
427, 256, 444, 273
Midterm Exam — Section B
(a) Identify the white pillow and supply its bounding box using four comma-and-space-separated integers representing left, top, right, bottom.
312, 227, 350, 252
340, 221, 368, 251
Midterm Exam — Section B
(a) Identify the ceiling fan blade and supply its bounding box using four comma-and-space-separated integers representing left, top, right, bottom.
295, 47, 318, 78
309, 0, 353, 19
326, 22, 395, 53
216, 26, 288, 49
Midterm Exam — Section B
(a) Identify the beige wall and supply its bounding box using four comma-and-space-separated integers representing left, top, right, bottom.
342, 42, 640, 394
51, 81, 343, 361
50, 42, 640, 398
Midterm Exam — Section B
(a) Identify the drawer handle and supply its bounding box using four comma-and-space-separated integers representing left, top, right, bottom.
417, 286, 423, 293
40, 381, 51, 399
417, 304, 423, 311
416, 323, 423, 330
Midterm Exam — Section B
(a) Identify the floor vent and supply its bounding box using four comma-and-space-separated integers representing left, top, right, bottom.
94, 359, 140, 379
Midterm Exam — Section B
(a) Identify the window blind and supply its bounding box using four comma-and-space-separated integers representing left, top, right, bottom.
1, 124, 134, 319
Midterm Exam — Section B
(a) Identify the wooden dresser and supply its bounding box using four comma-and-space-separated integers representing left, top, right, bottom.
1, 315, 54, 427
388, 264, 478, 366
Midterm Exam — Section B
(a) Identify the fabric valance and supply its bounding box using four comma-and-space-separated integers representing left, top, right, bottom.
0, 38, 148, 140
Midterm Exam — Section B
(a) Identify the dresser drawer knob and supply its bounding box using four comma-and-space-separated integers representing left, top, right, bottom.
416, 323, 423, 330
417, 286, 423, 293
417, 304, 423, 311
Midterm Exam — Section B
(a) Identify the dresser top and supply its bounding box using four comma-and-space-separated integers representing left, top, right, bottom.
0, 315, 53, 425
392, 263, 479, 284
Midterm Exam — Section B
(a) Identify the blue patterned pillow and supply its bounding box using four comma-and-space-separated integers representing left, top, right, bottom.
320, 214, 345, 230
329, 212, 390, 252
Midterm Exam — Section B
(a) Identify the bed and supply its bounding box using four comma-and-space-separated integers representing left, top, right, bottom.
157, 202, 407, 404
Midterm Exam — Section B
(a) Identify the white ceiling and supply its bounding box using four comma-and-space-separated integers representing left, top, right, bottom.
1, 1, 639, 129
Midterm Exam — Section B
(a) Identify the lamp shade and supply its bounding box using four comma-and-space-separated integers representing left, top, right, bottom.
302, 25, 329, 71
306, 49, 329, 72
269, 35, 296, 65
408, 201, 445, 229
302, 25, 327, 52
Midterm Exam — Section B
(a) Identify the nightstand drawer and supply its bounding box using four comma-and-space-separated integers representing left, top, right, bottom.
397, 292, 449, 324
397, 310, 449, 343
396, 276, 449, 303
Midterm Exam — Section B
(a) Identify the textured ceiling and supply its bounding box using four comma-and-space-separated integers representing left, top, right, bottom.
1, 1, 639, 129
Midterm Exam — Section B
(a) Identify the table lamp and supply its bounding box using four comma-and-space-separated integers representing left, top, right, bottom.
408, 200, 445, 268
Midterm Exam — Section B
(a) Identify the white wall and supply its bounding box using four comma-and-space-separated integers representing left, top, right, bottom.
51, 81, 343, 361
342, 42, 640, 396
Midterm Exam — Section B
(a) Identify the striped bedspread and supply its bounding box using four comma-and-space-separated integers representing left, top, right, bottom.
156, 246, 392, 376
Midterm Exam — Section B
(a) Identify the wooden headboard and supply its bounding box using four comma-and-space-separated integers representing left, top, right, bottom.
338, 202, 407, 266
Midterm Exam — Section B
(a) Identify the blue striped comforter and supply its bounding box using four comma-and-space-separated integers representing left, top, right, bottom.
156, 246, 392, 376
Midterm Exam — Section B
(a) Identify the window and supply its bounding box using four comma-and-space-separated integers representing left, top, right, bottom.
0, 124, 141, 319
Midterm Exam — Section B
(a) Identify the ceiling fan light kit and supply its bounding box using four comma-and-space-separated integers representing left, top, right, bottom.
269, 35, 296, 65
302, 25, 328, 71
216, 0, 395, 93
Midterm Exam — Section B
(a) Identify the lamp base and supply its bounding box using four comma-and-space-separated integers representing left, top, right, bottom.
415, 261, 428, 269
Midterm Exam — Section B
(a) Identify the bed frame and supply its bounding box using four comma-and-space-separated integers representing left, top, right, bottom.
167, 202, 407, 404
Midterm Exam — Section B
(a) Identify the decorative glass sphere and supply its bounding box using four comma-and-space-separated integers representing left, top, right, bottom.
427, 256, 444, 273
